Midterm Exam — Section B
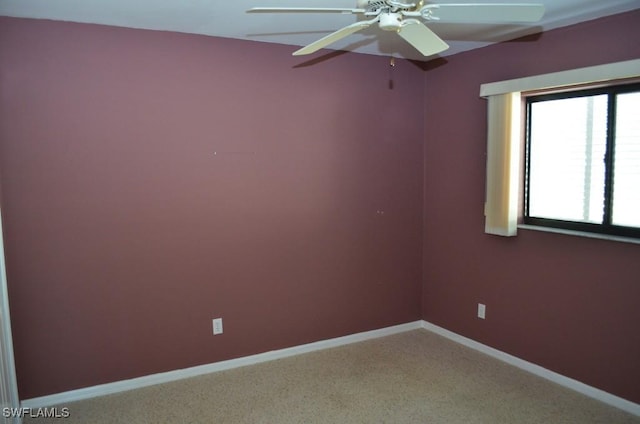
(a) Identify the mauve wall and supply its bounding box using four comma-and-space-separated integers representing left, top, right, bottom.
0, 18, 424, 399
422, 11, 640, 403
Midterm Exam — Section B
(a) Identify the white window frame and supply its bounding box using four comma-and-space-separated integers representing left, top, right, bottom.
480, 59, 640, 238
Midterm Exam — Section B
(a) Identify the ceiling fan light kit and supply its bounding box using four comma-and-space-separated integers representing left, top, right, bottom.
378, 11, 403, 31
248, 1, 545, 57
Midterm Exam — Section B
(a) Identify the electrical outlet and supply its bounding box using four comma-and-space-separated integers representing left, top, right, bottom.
212, 318, 223, 335
478, 303, 486, 320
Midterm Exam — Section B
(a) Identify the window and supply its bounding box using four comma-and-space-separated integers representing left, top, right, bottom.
524, 83, 640, 238
480, 59, 640, 238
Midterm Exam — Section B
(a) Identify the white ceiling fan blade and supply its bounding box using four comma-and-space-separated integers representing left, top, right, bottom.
398, 19, 449, 57
292, 18, 377, 56
425, 3, 545, 23
247, 7, 365, 14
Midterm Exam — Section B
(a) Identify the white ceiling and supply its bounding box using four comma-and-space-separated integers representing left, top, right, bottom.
1, 0, 639, 61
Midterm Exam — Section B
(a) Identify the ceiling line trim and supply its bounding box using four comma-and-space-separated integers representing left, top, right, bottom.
479, 59, 640, 97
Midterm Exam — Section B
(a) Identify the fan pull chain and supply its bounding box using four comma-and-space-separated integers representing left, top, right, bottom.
388, 56, 395, 90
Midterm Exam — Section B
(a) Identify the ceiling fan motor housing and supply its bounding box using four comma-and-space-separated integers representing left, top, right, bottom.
379, 12, 403, 31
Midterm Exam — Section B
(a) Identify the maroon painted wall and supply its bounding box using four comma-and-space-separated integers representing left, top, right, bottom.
0, 18, 424, 399
422, 11, 640, 403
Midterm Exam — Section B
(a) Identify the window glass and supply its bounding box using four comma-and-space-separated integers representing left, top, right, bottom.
612, 91, 640, 227
528, 95, 608, 223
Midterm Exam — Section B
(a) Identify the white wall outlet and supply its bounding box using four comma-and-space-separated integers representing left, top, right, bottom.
212, 318, 223, 335
478, 303, 486, 320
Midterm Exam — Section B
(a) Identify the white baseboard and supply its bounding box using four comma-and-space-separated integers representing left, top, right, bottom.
21, 321, 423, 409
22, 319, 639, 418
421, 320, 640, 417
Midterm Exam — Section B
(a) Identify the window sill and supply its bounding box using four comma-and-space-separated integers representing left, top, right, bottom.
517, 224, 640, 245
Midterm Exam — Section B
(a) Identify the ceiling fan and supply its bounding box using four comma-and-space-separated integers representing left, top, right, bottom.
247, 1, 545, 57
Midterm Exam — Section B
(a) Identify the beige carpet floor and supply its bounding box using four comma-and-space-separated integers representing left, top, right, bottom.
24, 329, 639, 423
